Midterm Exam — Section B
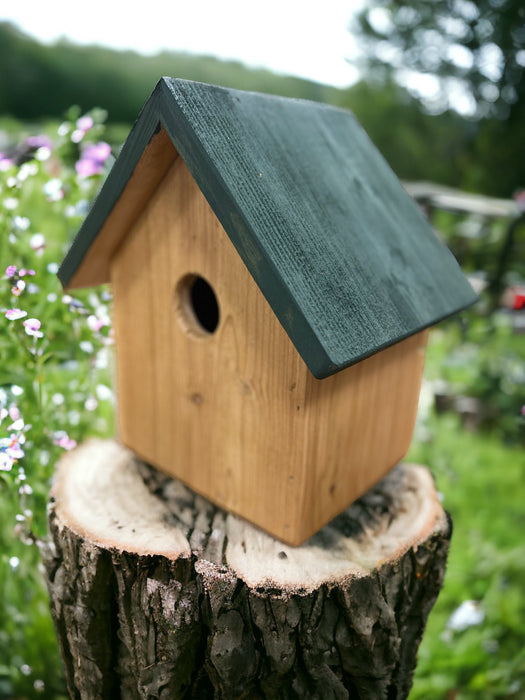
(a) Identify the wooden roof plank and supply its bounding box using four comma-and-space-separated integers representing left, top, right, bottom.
59, 77, 478, 378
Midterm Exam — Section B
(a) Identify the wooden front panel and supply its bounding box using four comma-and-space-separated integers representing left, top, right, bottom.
111, 158, 428, 545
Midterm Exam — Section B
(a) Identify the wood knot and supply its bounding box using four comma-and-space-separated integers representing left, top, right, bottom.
190, 392, 204, 405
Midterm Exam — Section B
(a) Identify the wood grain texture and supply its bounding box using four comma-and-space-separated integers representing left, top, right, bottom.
68, 127, 177, 288
60, 77, 477, 377
111, 158, 429, 544
43, 438, 451, 700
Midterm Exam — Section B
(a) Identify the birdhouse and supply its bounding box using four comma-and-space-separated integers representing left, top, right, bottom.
59, 78, 477, 545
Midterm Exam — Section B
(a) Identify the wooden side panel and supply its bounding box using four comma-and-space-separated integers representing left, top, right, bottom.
301, 330, 428, 535
111, 158, 428, 545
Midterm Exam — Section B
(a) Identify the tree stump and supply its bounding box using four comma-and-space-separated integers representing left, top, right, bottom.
42, 439, 451, 700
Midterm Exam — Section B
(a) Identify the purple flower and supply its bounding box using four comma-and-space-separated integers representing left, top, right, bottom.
75, 158, 103, 177
23, 318, 43, 338
84, 142, 111, 161
75, 142, 111, 177
87, 314, 106, 332
53, 432, 77, 451
521, 405, 525, 417
71, 130, 85, 144
0, 435, 25, 464
5, 265, 17, 278
26, 135, 52, 150
77, 116, 94, 132
6, 437, 24, 460
5, 309, 27, 321
8, 405, 21, 422
71, 116, 94, 144
0, 156, 13, 172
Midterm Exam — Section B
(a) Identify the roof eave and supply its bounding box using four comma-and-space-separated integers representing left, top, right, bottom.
58, 80, 175, 289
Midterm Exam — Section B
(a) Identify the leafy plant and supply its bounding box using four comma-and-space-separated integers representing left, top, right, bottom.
0, 110, 114, 698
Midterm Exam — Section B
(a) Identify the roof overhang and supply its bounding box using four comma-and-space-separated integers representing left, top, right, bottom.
59, 78, 478, 378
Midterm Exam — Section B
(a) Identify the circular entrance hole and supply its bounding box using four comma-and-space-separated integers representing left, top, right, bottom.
176, 274, 220, 336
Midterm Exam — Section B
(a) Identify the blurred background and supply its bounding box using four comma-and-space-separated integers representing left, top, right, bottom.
0, 1, 524, 698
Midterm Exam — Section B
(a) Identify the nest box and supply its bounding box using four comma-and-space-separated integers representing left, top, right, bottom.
59, 78, 477, 545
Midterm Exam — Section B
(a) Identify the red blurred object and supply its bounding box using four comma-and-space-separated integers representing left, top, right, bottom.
501, 285, 525, 309
513, 292, 525, 310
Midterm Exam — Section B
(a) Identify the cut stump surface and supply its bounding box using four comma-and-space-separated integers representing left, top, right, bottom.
43, 438, 451, 699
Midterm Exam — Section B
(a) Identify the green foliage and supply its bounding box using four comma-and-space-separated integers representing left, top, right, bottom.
409, 413, 525, 699
408, 301, 525, 697
353, 0, 524, 121
0, 22, 339, 124
337, 79, 476, 188
1, 20, 523, 197
426, 315, 525, 445
351, 0, 525, 197
0, 110, 114, 699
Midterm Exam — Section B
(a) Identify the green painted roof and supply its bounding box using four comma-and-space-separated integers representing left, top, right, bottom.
59, 77, 477, 378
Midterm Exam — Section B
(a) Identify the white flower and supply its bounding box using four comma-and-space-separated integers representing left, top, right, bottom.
23, 318, 43, 338
13, 216, 30, 230
0, 453, 13, 471
29, 233, 45, 251
5, 309, 27, 321
7, 418, 24, 432
85, 397, 98, 411
70, 129, 84, 144
3, 197, 18, 210
446, 600, 485, 632
96, 384, 113, 401
18, 163, 38, 181
43, 178, 64, 201
35, 146, 51, 161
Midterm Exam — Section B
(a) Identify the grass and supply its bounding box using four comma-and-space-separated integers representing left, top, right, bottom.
408, 325, 525, 699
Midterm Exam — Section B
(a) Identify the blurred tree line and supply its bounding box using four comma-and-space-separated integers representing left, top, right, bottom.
0, 16, 523, 198
352, 0, 525, 197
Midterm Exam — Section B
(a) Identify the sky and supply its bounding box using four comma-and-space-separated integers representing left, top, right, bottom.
0, 0, 363, 88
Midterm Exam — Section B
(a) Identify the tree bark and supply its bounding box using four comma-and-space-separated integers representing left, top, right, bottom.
42, 439, 451, 700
